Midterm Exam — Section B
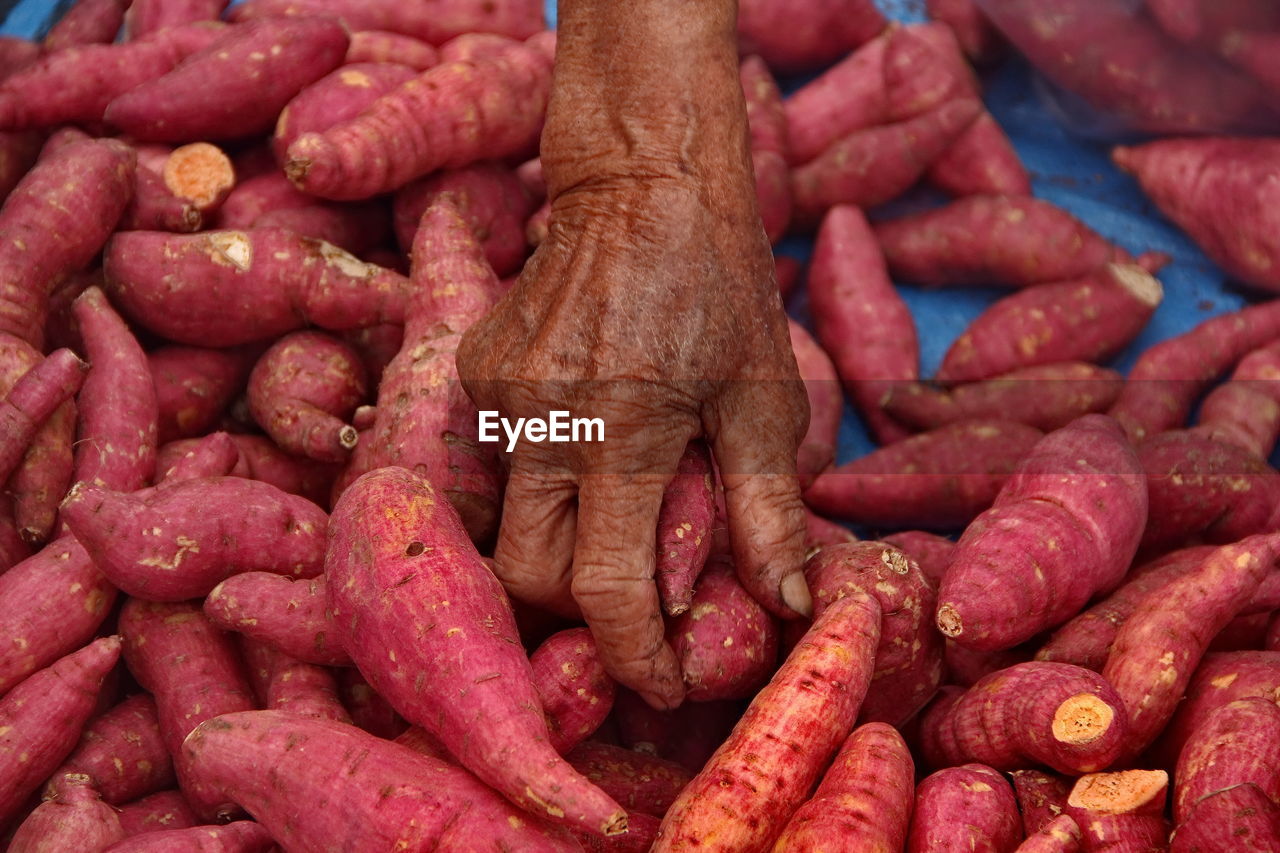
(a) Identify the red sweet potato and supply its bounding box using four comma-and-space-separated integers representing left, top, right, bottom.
9, 772, 126, 852
326, 467, 625, 836
667, 557, 780, 703
771, 722, 915, 852
0, 496, 30, 573
154, 434, 338, 507
1171, 782, 1280, 852
51, 694, 173, 805
261, 651, 349, 724
272, 62, 418, 162
653, 592, 882, 851
285, 44, 552, 200
337, 669, 406, 741
0, 349, 85, 487
926, 0, 1004, 63
906, 764, 1022, 853
1015, 814, 1083, 853
873, 195, 1122, 288
0, 38, 39, 80
531, 627, 615, 755
883, 529, 955, 588
119, 599, 256, 821
436, 32, 524, 63
391, 163, 534, 277
246, 331, 366, 463
1174, 697, 1280, 825
1103, 536, 1280, 758
228, 0, 544, 44
124, 0, 228, 38
808, 205, 917, 445
804, 510, 857, 552
44, 0, 129, 51
106, 18, 348, 143
736, 0, 886, 73
936, 265, 1163, 383
72, 287, 158, 495
345, 31, 438, 69
0, 25, 225, 129
804, 420, 1044, 530
654, 441, 716, 616
788, 320, 842, 483
116, 790, 198, 837
1064, 770, 1170, 853
805, 541, 943, 726
790, 98, 982, 225
204, 573, 346, 666
1193, 340, 1280, 458
919, 662, 1128, 774
0, 637, 121, 825
938, 415, 1147, 651
186, 710, 577, 850
1012, 769, 1074, 836
0, 132, 41, 206
103, 821, 275, 852
739, 55, 787, 160
1036, 546, 1217, 672
213, 172, 312, 230
1114, 139, 1280, 293
103, 228, 412, 347
149, 346, 254, 445
121, 161, 203, 233
565, 742, 694, 818
1109, 299, 1280, 442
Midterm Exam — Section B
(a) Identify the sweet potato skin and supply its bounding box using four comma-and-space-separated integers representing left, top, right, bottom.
937, 415, 1147, 651
907, 764, 1022, 853
531, 627, 615, 754
102, 820, 275, 852
1174, 697, 1280, 825
149, 346, 254, 445
115, 790, 199, 837
1064, 770, 1171, 853
52, 694, 174, 805
10, 771, 126, 852
0, 349, 86, 488
565, 742, 694, 818
345, 31, 439, 68
262, 651, 350, 724
771, 722, 915, 852
653, 592, 882, 852
1194, 339, 1280, 458
228, 0, 545, 44
272, 62, 419, 161
803, 420, 1043, 530
1012, 769, 1074, 836
124, 0, 229, 38
1171, 782, 1280, 852
654, 441, 716, 615
204, 573, 347, 667
736, 0, 886, 73
44, 0, 129, 50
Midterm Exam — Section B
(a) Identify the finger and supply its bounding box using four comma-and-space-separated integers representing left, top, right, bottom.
491, 456, 580, 617
708, 388, 812, 620
572, 473, 685, 710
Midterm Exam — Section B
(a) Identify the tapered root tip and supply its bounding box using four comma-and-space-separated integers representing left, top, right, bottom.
1109, 264, 1164, 308
338, 425, 359, 450
604, 811, 629, 836
1051, 693, 1115, 745
936, 603, 962, 638
1111, 146, 1135, 172
879, 546, 912, 575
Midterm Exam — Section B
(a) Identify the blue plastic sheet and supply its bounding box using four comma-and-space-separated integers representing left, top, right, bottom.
0, 0, 1260, 468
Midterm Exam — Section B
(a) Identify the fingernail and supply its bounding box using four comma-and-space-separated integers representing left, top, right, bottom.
780, 571, 813, 618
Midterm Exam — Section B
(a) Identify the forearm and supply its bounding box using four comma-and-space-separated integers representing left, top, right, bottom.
544, 0, 753, 196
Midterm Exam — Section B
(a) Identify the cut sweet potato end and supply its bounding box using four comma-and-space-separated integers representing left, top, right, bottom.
1068, 769, 1169, 815
164, 142, 235, 211
1051, 693, 1115, 745
338, 425, 359, 450
1109, 264, 1163, 308
936, 603, 962, 638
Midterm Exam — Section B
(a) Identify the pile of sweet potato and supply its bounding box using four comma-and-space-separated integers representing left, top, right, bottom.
0, 0, 1279, 850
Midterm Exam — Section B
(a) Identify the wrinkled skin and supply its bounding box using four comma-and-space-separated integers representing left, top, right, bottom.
457, 0, 810, 709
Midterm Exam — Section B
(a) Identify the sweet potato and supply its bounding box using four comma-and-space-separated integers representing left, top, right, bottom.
436, 32, 524, 63
121, 163, 203, 233
736, 0, 886, 73
804, 510, 857, 552
155, 142, 234, 216
771, 722, 915, 852
979, 0, 1267, 134
51, 694, 173, 805
285, 44, 552, 200
531, 628, 615, 754
1109, 299, 1280, 442
937, 415, 1147, 651
1174, 697, 1280, 825
1064, 770, 1170, 853
1036, 546, 1217, 672
0, 38, 39, 80
44, 0, 129, 51
883, 530, 955, 588
936, 265, 1163, 383
0, 538, 116, 697
1015, 814, 1083, 853
272, 62, 418, 162
808, 205, 917, 445
1138, 431, 1280, 550
72, 287, 158, 494
806, 541, 943, 726
106, 18, 348, 143
336, 669, 406, 741
653, 592, 882, 851
1113, 137, 1280, 292
1193, 340, 1280, 458
926, 0, 1004, 63
573, 812, 660, 853
0, 349, 85, 487
9, 772, 126, 852
204, 573, 346, 667
565, 742, 694, 818
124, 0, 229, 38
667, 558, 780, 703
804, 420, 1043, 529
0, 637, 122, 825
872, 195, 1121, 288
0, 132, 41, 206
906, 764, 1022, 853
119, 599, 255, 821
262, 651, 349, 723
103, 821, 274, 852
103, 228, 412, 347
654, 441, 716, 616
1102, 536, 1280, 758
326, 467, 625, 836
246, 331, 366, 463
213, 172, 313, 231
149, 346, 254, 445
345, 31, 438, 69
154, 434, 338, 507
739, 55, 787, 160
790, 98, 981, 225
920, 662, 1128, 774
1171, 782, 1280, 852
116, 790, 198, 837
0, 496, 30, 573
186, 710, 576, 850
1012, 769, 1074, 836
391, 163, 534, 277
788, 320, 842, 483
0, 137, 134, 348
357, 201, 499, 544
227, 0, 544, 44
